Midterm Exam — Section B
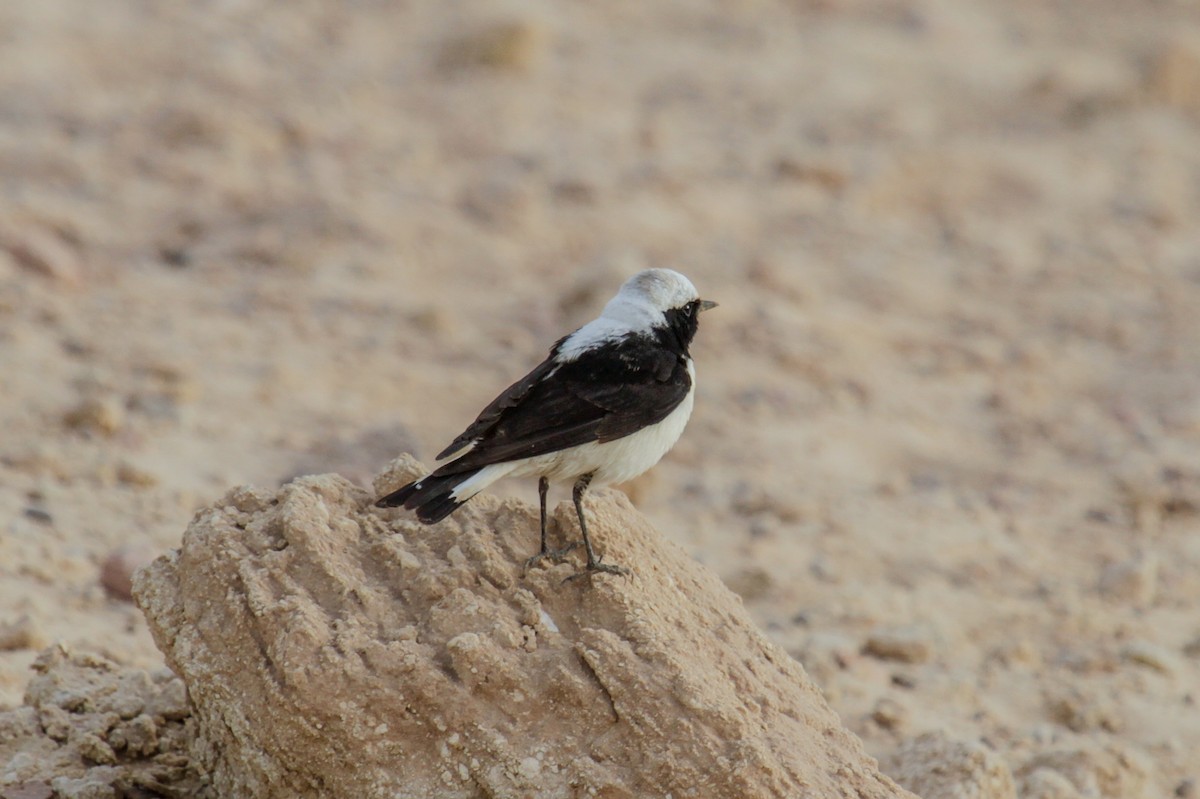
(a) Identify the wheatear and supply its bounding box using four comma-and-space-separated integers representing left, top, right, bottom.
376, 268, 715, 576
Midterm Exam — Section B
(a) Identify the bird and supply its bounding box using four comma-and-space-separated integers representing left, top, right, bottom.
375, 268, 716, 577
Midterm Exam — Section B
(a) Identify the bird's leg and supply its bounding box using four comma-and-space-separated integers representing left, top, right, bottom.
565, 473, 629, 580
523, 476, 578, 571
538, 475, 550, 553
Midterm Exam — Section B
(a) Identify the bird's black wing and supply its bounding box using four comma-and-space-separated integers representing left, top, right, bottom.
431, 335, 691, 476
434, 353, 561, 460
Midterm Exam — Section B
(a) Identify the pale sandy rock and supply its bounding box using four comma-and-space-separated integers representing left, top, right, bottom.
0, 223, 83, 286
1021, 767, 1082, 799
1120, 639, 1182, 676
133, 459, 914, 799
864, 626, 935, 664
114, 461, 159, 489
61, 398, 124, 438
1017, 742, 1153, 799
437, 19, 545, 73
1098, 552, 1159, 606
0, 781, 54, 799
884, 732, 1016, 799
0, 646, 197, 796
1044, 684, 1122, 733
870, 697, 908, 731
49, 768, 119, 799
0, 618, 45, 654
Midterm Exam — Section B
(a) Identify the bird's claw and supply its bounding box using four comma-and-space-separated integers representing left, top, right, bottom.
523, 542, 581, 572
562, 560, 631, 583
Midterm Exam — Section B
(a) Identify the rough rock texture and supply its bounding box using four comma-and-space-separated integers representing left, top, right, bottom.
0, 646, 199, 797
883, 732, 1016, 799
133, 457, 914, 799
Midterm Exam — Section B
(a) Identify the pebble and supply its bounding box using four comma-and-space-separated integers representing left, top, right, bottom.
864, 626, 934, 664
0, 223, 83, 285
100, 545, 159, 602
116, 461, 158, 488
1120, 640, 1180, 676
437, 20, 544, 72
0, 616, 46, 653
1020, 767, 1079, 799
1045, 685, 1122, 733
1098, 552, 1158, 605
723, 567, 773, 602
63, 397, 124, 437
871, 697, 907, 731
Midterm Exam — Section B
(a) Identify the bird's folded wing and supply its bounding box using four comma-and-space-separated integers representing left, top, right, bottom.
434, 356, 559, 460
431, 339, 690, 475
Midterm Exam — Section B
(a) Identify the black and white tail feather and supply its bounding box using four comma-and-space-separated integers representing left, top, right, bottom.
376, 268, 715, 576
376, 469, 481, 523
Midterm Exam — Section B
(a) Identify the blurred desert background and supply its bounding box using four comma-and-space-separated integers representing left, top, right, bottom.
2, 0, 1199, 795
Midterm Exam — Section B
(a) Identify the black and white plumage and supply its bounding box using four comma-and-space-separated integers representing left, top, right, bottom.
375, 268, 715, 576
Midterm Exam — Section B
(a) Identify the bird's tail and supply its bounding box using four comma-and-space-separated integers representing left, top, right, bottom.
374, 464, 507, 523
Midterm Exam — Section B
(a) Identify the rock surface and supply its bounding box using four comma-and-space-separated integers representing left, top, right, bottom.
0, 646, 197, 797
884, 732, 1016, 799
132, 458, 913, 799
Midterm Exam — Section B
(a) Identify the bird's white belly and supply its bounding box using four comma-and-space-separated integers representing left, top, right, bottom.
450, 361, 697, 499
540, 388, 694, 485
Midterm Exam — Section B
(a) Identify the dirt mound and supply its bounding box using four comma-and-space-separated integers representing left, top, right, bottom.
130, 457, 912, 799
0, 645, 198, 798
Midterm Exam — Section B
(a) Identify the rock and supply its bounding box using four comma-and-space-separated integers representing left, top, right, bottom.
99, 545, 159, 602
437, 20, 544, 73
1098, 552, 1158, 605
871, 697, 908, 731
49, 768, 119, 799
0, 616, 46, 653
1016, 741, 1152, 799
0, 223, 83, 285
723, 565, 774, 601
1021, 767, 1082, 799
883, 732, 1016, 799
115, 461, 158, 489
62, 398, 124, 437
1044, 684, 1122, 733
1120, 639, 1181, 676
0, 646, 197, 795
0, 707, 40, 742
132, 458, 915, 799
864, 626, 935, 664
0, 784, 54, 799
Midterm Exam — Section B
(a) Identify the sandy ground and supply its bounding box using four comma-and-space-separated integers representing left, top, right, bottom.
1, 0, 1199, 793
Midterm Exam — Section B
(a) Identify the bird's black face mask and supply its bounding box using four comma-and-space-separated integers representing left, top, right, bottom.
660, 299, 703, 355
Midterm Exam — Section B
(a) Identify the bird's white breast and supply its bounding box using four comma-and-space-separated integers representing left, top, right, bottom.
507, 358, 696, 487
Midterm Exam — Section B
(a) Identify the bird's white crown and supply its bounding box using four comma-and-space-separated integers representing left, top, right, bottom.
600, 268, 698, 328
555, 269, 700, 361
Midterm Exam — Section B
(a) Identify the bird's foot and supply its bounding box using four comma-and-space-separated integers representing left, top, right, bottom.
562, 559, 631, 583
523, 542, 581, 572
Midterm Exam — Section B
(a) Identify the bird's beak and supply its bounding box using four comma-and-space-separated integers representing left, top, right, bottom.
699, 299, 718, 312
